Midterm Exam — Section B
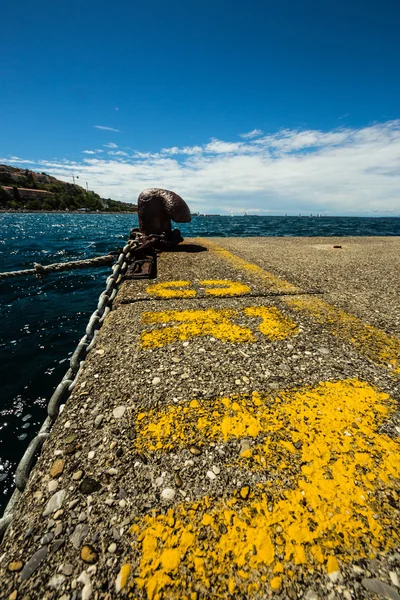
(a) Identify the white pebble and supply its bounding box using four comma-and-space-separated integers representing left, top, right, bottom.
152, 377, 161, 385
212, 465, 220, 475
155, 477, 164, 487
88, 451, 95, 460
352, 566, 364, 574
182, 341, 189, 347
94, 414, 104, 427
161, 488, 176, 502
328, 570, 340, 583
48, 480, 59, 492
108, 468, 118, 476
108, 543, 117, 554
64, 421, 71, 429
390, 571, 399, 587
77, 571, 92, 600
48, 574, 66, 588
207, 471, 216, 481
113, 406, 126, 419
119, 499, 127, 508
43, 490, 66, 517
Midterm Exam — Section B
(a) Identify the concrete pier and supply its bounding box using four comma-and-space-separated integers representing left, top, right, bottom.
1, 237, 399, 600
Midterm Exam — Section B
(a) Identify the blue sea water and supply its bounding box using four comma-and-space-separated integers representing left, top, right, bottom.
0, 212, 400, 510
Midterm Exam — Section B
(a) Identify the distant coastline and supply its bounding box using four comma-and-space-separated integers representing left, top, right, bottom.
0, 164, 137, 213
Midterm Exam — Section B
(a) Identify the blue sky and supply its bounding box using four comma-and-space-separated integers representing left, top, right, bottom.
1, 0, 399, 215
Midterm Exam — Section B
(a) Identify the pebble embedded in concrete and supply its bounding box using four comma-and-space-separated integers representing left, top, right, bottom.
113, 406, 126, 419
161, 488, 176, 502
43, 489, 66, 517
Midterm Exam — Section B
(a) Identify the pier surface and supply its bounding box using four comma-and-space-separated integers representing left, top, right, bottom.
1, 237, 399, 600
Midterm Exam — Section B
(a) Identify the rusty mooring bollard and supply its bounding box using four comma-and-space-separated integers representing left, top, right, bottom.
126, 188, 192, 279
136, 188, 191, 240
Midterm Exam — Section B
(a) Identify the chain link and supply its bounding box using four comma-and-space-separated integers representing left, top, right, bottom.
0, 238, 140, 540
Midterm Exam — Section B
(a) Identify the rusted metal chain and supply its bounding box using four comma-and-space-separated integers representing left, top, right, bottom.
0, 236, 140, 541
0, 254, 114, 280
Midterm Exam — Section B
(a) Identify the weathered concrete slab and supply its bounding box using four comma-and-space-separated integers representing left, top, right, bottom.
206, 237, 400, 335
1, 238, 399, 600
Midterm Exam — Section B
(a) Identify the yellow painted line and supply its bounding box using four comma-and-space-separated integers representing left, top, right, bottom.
243, 305, 298, 339
202, 240, 400, 373
199, 279, 251, 296
285, 295, 400, 373
130, 379, 399, 599
146, 279, 251, 298
146, 281, 197, 298
203, 240, 299, 293
141, 308, 255, 348
140, 305, 297, 348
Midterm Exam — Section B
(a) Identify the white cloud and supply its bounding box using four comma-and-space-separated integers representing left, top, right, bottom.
162, 145, 203, 156
239, 129, 264, 139
83, 150, 96, 155
94, 125, 120, 132
205, 139, 243, 154
108, 150, 128, 156
161, 146, 180, 155
1, 157, 36, 164
4, 121, 400, 215
103, 143, 118, 149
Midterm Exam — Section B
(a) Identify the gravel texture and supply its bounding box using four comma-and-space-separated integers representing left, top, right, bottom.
0, 238, 399, 600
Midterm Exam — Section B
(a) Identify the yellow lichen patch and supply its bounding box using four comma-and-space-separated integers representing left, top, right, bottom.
199, 279, 251, 296
204, 241, 299, 293
243, 305, 298, 339
130, 380, 399, 598
285, 295, 400, 374
140, 308, 256, 348
146, 281, 196, 298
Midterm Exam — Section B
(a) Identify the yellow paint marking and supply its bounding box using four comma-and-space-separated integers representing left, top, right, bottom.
203, 240, 400, 373
146, 279, 251, 298
141, 305, 297, 348
199, 279, 251, 296
244, 305, 298, 339
204, 239, 299, 293
285, 295, 400, 373
146, 281, 196, 298
130, 379, 399, 598
141, 308, 255, 348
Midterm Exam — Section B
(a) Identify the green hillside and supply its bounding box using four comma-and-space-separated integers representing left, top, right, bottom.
0, 164, 137, 212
